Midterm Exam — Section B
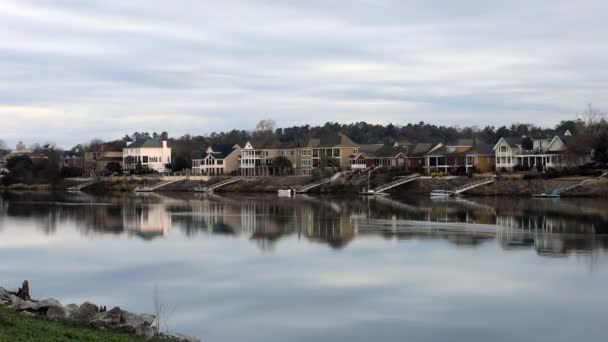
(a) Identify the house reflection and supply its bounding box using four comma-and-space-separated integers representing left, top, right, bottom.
1, 192, 607, 257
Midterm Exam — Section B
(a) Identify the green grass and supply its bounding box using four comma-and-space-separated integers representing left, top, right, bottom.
0, 307, 169, 342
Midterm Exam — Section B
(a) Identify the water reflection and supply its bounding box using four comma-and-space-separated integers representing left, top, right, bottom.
1, 191, 607, 258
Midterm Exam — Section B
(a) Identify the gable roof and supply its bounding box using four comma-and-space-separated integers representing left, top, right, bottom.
493, 136, 524, 150
306, 133, 358, 148
126, 138, 166, 149
408, 142, 438, 157
467, 140, 494, 156
195, 144, 239, 160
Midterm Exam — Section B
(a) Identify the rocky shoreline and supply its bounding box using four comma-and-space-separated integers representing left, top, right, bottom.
2, 173, 608, 197
0, 281, 199, 342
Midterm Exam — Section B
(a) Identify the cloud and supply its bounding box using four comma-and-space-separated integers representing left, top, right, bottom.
0, 0, 607, 147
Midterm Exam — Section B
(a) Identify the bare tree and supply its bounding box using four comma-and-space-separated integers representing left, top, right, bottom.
152, 285, 175, 336
578, 103, 606, 129
255, 119, 276, 132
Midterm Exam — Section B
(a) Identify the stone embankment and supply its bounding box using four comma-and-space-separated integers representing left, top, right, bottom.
0, 281, 199, 342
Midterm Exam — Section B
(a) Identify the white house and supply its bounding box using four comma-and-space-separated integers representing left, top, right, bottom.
493, 130, 581, 171
123, 139, 171, 173
192, 144, 241, 176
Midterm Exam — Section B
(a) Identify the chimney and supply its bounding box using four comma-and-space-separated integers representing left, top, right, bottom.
162, 140, 167, 148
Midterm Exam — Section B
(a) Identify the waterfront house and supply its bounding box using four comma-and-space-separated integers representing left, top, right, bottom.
493, 130, 586, 171
425, 139, 495, 174
299, 133, 359, 175
192, 144, 241, 176
240, 139, 299, 176
123, 138, 171, 173
84, 140, 126, 176
348, 143, 408, 170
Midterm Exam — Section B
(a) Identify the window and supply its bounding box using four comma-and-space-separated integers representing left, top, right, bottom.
447, 147, 456, 153
467, 156, 474, 165
500, 146, 507, 152
143, 156, 148, 163
217, 160, 223, 165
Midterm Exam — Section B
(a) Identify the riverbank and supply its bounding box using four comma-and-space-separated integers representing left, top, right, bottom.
3, 173, 608, 197
0, 283, 199, 342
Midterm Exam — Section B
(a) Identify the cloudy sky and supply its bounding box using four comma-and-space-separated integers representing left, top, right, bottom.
1, 0, 607, 148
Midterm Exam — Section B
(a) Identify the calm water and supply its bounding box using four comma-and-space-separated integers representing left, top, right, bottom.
1, 192, 608, 342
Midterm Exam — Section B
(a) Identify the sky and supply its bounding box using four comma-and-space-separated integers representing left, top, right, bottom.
0, 0, 607, 148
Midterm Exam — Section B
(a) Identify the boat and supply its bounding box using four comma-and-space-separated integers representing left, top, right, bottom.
278, 189, 295, 197
430, 190, 455, 198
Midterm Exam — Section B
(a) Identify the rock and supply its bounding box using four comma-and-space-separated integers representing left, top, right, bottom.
0, 286, 9, 298
167, 333, 201, 342
91, 307, 124, 327
72, 302, 99, 323
64, 304, 80, 319
6, 294, 23, 308
46, 305, 67, 320
36, 298, 63, 310
90, 307, 156, 337
16, 300, 38, 311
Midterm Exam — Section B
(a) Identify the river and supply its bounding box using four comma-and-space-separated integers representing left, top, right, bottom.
1, 191, 607, 341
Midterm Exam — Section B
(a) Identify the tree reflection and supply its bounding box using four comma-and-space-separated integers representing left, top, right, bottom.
1, 191, 608, 257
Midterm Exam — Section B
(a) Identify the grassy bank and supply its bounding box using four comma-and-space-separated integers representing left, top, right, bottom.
0, 306, 169, 342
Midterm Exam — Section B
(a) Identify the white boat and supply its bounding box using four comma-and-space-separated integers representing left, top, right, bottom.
430, 190, 455, 198
278, 189, 295, 197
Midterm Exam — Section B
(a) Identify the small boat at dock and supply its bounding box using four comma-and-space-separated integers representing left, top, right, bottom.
430, 190, 455, 198
278, 189, 296, 197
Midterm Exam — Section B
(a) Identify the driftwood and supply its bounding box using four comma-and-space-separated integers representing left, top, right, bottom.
16, 280, 30, 301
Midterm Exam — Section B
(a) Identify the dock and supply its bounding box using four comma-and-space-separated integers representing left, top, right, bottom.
194, 177, 244, 193
361, 173, 421, 195
134, 178, 185, 192
297, 173, 341, 193
430, 177, 495, 197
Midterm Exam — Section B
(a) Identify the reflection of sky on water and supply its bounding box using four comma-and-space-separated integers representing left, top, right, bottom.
1, 192, 608, 341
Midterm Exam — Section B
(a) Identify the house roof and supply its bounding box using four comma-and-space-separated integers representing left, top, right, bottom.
500, 137, 524, 148
196, 144, 238, 159
358, 144, 384, 153
445, 139, 474, 147
246, 138, 286, 149
408, 143, 437, 157
427, 139, 493, 156
126, 138, 165, 149
467, 141, 494, 155
306, 133, 358, 148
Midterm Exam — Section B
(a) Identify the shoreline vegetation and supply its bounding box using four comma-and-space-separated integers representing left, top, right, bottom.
0, 281, 199, 342
1, 171, 607, 197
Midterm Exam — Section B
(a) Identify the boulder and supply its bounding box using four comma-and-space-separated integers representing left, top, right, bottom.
90, 307, 156, 337
91, 307, 125, 327
168, 333, 202, 342
46, 305, 68, 320
36, 298, 63, 310
64, 304, 80, 319
16, 300, 38, 311
72, 302, 99, 323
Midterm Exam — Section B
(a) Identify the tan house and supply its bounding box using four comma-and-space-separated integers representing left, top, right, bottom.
84, 141, 126, 176
192, 144, 241, 176
425, 139, 495, 174
299, 133, 359, 175
240, 140, 300, 176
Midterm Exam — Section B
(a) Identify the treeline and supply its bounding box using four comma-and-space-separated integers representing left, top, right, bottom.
2, 105, 607, 179
67, 106, 608, 171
